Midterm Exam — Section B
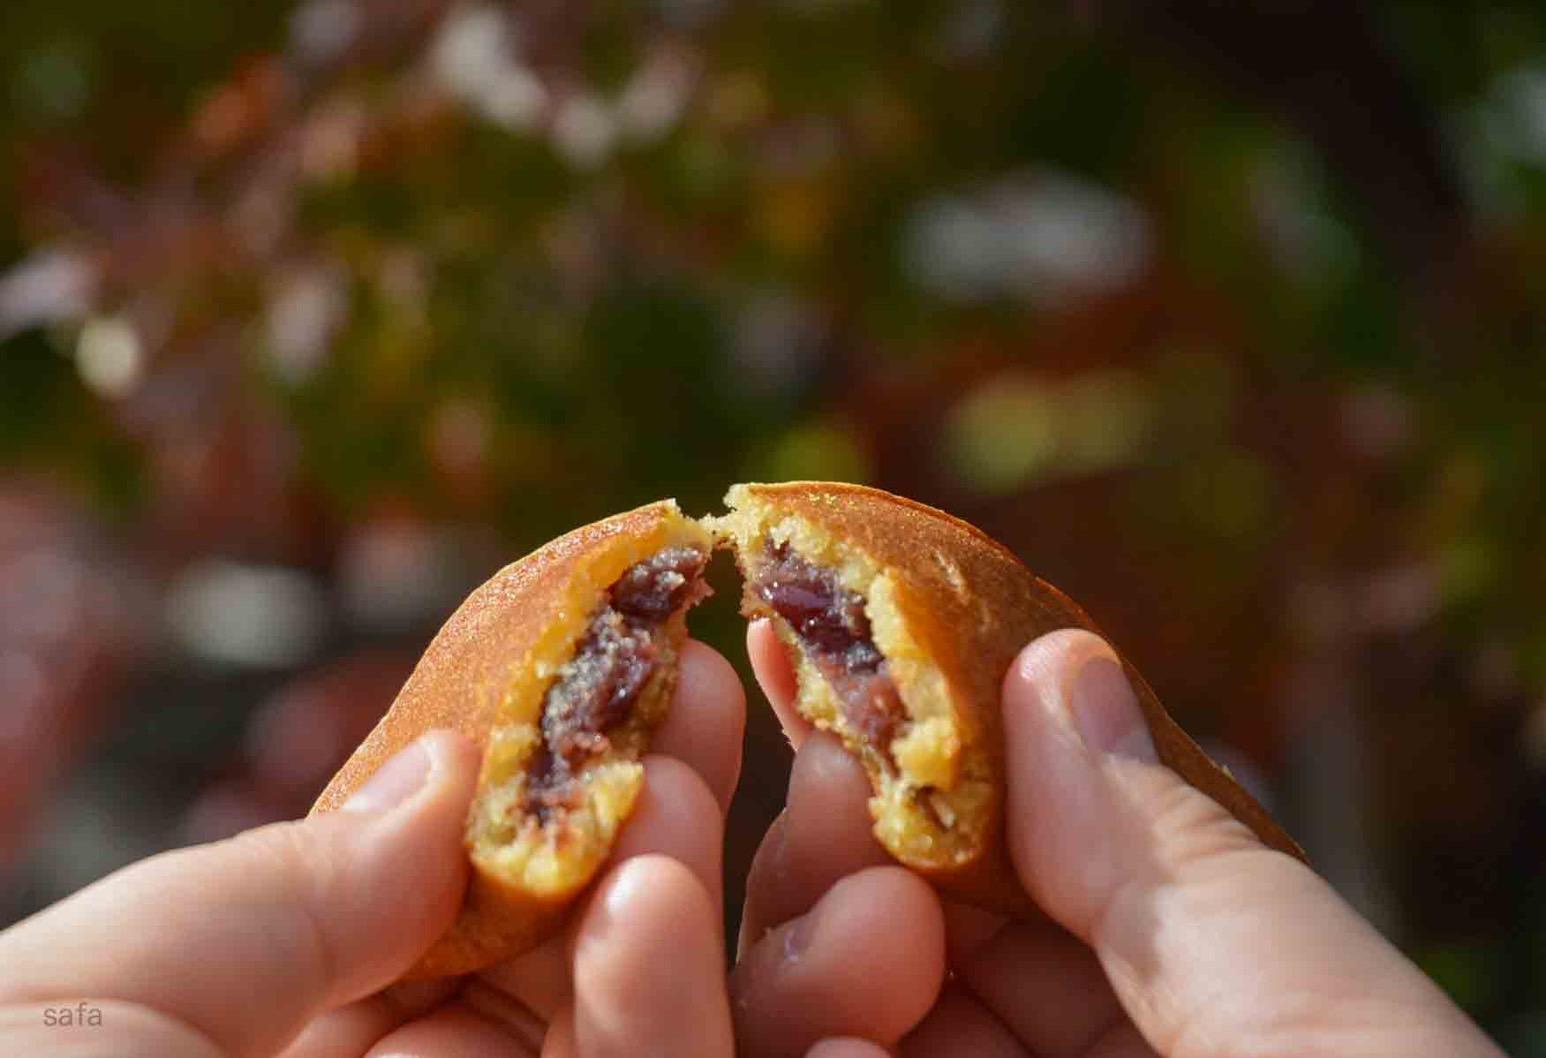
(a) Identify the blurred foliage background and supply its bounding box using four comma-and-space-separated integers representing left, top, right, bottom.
3, 0, 1546, 1046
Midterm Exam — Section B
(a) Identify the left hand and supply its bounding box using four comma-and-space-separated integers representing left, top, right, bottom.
0, 639, 748, 1058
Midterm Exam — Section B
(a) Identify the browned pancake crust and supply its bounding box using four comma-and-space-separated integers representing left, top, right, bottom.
313, 484, 1305, 975
728, 481, 1306, 914
311, 500, 702, 978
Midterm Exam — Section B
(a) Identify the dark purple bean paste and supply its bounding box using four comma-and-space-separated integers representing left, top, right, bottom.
751, 541, 905, 758
525, 545, 708, 818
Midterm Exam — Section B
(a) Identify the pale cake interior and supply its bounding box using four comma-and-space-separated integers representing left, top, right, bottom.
466, 488, 994, 894
467, 517, 709, 897
709, 487, 994, 869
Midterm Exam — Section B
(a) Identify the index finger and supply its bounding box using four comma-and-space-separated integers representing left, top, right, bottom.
651, 638, 747, 811
747, 619, 812, 747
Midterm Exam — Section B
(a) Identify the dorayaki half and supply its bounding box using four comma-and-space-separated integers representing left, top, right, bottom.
312, 483, 1303, 977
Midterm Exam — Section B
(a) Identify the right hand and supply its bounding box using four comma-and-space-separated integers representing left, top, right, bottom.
731, 620, 1507, 1058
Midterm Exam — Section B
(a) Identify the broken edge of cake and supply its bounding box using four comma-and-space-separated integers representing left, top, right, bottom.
468, 503, 712, 900
708, 483, 995, 871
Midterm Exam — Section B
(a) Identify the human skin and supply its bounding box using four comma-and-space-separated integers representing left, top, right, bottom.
0, 628, 1509, 1058
0, 641, 755, 1058
730, 620, 1508, 1058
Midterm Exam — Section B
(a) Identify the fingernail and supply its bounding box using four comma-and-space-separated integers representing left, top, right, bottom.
1071, 655, 1157, 763
341, 737, 433, 813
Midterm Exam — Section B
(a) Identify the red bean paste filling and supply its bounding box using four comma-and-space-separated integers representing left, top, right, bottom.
751, 542, 907, 767
524, 545, 709, 821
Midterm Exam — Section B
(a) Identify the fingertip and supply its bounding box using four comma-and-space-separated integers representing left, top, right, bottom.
782, 733, 889, 878
654, 638, 746, 810
739, 733, 889, 941
586, 854, 712, 942
575, 855, 710, 976
611, 755, 725, 903
353, 728, 481, 894
338, 728, 478, 816
1004, 628, 1117, 706
419, 726, 481, 763
747, 619, 810, 746
747, 619, 790, 693
814, 867, 947, 994
1002, 628, 1157, 777
789, 731, 872, 799
574, 855, 733, 1057
419, 728, 482, 798
733, 866, 945, 1054
681, 635, 745, 698
294, 731, 481, 987
998, 629, 1136, 938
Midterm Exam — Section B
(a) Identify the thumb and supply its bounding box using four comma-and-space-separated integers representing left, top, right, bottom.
1002, 629, 1504, 1058
0, 730, 479, 1058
